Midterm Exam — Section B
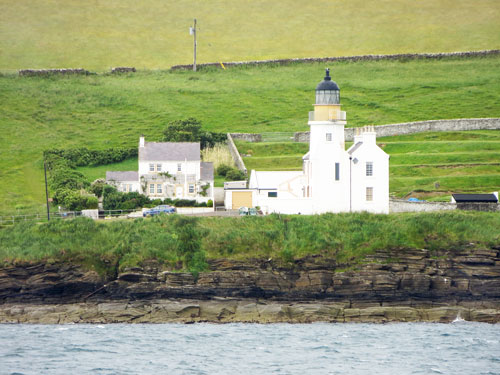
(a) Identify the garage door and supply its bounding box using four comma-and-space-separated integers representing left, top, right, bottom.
232, 191, 253, 209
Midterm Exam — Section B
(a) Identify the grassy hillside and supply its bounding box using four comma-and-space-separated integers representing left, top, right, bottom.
1, 56, 499, 213
1, 0, 499, 71
1, 212, 499, 274
236, 130, 500, 199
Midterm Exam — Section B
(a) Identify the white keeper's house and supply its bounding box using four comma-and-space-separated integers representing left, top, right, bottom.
224, 69, 389, 214
106, 137, 214, 203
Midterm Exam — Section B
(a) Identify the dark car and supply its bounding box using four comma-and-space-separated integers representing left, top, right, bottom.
143, 205, 176, 217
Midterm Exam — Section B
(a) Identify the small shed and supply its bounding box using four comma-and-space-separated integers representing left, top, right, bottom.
451, 193, 498, 211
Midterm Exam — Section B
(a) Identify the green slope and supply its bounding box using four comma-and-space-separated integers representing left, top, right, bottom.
0, 0, 499, 71
0, 56, 499, 213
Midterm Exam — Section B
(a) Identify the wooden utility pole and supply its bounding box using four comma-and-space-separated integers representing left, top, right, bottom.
192, 19, 197, 72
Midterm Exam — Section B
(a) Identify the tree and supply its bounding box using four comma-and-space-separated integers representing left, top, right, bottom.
163, 118, 227, 149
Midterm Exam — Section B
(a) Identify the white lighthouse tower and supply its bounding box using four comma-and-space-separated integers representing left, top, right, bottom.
304, 69, 350, 213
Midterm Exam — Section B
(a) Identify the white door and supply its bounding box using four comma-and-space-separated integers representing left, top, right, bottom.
176, 186, 183, 198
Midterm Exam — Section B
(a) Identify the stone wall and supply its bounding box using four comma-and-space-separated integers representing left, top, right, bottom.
227, 133, 247, 175
171, 50, 499, 70
390, 199, 456, 213
229, 133, 262, 142
19, 69, 90, 77
294, 118, 500, 142
111, 67, 136, 74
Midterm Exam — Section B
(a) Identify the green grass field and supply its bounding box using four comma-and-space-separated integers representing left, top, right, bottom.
1, 0, 499, 72
1, 56, 499, 213
1, 212, 499, 273
237, 130, 500, 199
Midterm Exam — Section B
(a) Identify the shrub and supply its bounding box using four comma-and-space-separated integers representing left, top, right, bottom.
163, 118, 226, 149
226, 168, 246, 181
216, 164, 232, 177
207, 199, 213, 207
89, 179, 106, 198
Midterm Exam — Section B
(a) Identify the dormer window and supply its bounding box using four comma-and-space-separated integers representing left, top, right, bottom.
326, 133, 332, 142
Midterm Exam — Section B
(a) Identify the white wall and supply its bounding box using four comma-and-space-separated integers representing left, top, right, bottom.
350, 140, 390, 214
138, 160, 200, 178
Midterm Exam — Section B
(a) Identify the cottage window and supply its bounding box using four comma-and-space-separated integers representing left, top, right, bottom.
149, 163, 155, 172
189, 184, 195, 194
335, 163, 340, 181
149, 184, 155, 194
157, 184, 162, 194
177, 163, 182, 172
326, 133, 332, 142
128, 184, 132, 192
366, 187, 373, 201
366, 162, 373, 177
268, 192, 278, 198
157, 164, 162, 172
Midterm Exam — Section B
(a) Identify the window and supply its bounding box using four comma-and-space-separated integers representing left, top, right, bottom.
189, 184, 195, 194
149, 163, 155, 172
326, 133, 332, 142
177, 163, 182, 172
127, 184, 132, 192
366, 187, 373, 201
268, 192, 278, 198
157, 184, 162, 194
366, 162, 373, 177
149, 184, 155, 194
156, 164, 162, 172
335, 163, 340, 181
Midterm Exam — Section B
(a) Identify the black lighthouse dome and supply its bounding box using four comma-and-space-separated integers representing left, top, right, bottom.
315, 68, 340, 104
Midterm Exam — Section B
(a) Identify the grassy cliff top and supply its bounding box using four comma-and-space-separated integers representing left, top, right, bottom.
1, 211, 499, 276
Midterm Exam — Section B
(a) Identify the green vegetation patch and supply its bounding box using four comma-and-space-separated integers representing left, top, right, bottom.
1, 56, 500, 213
1, 212, 498, 276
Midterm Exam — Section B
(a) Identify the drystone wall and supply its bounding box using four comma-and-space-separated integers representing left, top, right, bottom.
390, 199, 456, 213
229, 133, 262, 142
171, 50, 499, 70
111, 67, 136, 74
18, 69, 90, 76
294, 118, 500, 142
226, 133, 247, 175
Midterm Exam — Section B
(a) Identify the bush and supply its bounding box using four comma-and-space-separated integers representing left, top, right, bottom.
53, 189, 98, 211
216, 164, 232, 177
163, 118, 226, 149
207, 199, 213, 207
226, 168, 246, 181
44, 147, 137, 167
89, 179, 106, 198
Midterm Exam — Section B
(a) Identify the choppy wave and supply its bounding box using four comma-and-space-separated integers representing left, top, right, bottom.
1, 322, 499, 374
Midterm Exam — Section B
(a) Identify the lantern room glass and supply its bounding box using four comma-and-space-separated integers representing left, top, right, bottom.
316, 90, 340, 105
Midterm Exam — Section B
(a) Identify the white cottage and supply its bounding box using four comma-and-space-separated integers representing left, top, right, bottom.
225, 69, 389, 214
106, 137, 214, 203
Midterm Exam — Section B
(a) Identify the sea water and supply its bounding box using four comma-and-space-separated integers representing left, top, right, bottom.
0, 322, 499, 375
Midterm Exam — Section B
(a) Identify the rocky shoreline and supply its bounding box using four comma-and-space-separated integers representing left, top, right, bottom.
1, 247, 499, 324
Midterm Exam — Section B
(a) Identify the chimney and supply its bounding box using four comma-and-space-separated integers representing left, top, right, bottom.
139, 136, 145, 148
353, 127, 363, 144
362, 125, 377, 144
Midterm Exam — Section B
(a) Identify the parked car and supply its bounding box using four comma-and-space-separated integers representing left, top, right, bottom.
143, 205, 176, 217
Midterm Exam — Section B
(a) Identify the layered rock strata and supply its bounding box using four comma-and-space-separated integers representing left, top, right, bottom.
0, 247, 499, 323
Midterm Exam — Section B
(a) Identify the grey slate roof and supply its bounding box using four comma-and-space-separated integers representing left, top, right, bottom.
139, 142, 200, 161
200, 162, 214, 180
452, 194, 498, 203
348, 142, 363, 155
106, 171, 138, 182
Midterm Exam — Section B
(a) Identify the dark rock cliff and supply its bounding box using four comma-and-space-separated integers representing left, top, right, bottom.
1, 247, 499, 323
